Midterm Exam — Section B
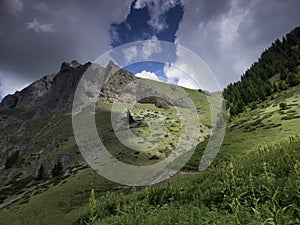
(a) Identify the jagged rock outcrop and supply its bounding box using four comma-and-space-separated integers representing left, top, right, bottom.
0, 59, 192, 117
0, 60, 91, 112
99, 68, 137, 103
0, 60, 125, 117
98, 70, 190, 108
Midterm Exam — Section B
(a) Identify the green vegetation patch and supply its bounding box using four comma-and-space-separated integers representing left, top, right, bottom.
76, 136, 300, 225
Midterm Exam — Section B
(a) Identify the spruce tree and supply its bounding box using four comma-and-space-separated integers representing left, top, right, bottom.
286, 72, 300, 87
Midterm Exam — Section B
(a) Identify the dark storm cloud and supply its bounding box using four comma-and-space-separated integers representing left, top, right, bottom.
238, 0, 300, 46
181, 0, 232, 23
1, 0, 300, 96
175, 0, 300, 88
0, 0, 131, 97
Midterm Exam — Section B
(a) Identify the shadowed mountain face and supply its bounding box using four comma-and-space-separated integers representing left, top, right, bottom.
0, 60, 124, 115
0, 60, 135, 185
0, 61, 89, 110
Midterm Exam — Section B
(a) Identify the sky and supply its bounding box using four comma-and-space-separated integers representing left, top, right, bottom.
0, 0, 300, 100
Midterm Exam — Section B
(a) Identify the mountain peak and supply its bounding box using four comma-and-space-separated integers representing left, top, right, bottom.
0, 60, 91, 112
107, 59, 117, 67
0, 60, 130, 117
59, 60, 87, 73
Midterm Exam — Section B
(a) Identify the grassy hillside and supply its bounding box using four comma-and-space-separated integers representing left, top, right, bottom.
185, 84, 300, 170
0, 83, 299, 224
0, 168, 123, 225
75, 137, 300, 225
0, 64, 299, 224
0, 87, 211, 224
75, 85, 300, 224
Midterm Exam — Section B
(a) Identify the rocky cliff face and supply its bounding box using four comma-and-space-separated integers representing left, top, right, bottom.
0, 60, 130, 185
1, 61, 87, 111
0, 60, 128, 116
0, 59, 191, 117
99, 68, 137, 103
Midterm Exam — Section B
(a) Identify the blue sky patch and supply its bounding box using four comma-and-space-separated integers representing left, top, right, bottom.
110, 0, 184, 83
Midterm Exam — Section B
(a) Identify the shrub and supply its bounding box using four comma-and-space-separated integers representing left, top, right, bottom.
249, 102, 257, 110
279, 102, 287, 110
89, 188, 97, 223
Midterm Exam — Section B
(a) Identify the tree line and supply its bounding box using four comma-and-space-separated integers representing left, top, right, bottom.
223, 27, 300, 116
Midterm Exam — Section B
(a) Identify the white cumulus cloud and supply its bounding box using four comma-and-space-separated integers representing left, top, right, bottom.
122, 46, 138, 64
142, 36, 162, 59
3, 0, 24, 14
121, 37, 162, 64
164, 63, 199, 89
163, 45, 219, 90
135, 70, 161, 82
175, 0, 300, 88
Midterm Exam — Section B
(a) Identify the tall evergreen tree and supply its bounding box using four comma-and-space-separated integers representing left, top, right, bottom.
286, 72, 300, 87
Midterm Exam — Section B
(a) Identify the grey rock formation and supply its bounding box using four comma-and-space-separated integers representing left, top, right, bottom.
155, 99, 170, 109
138, 96, 171, 109
0, 60, 91, 112
99, 67, 137, 103
0, 59, 192, 117
0, 60, 126, 117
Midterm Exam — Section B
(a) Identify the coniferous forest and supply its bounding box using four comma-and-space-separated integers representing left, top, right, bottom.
224, 27, 300, 116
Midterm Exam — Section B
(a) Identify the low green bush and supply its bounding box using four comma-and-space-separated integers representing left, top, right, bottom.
279, 102, 288, 110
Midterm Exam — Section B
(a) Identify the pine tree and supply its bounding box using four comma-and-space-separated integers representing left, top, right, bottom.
286, 72, 300, 87
278, 81, 287, 91
272, 82, 278, 92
